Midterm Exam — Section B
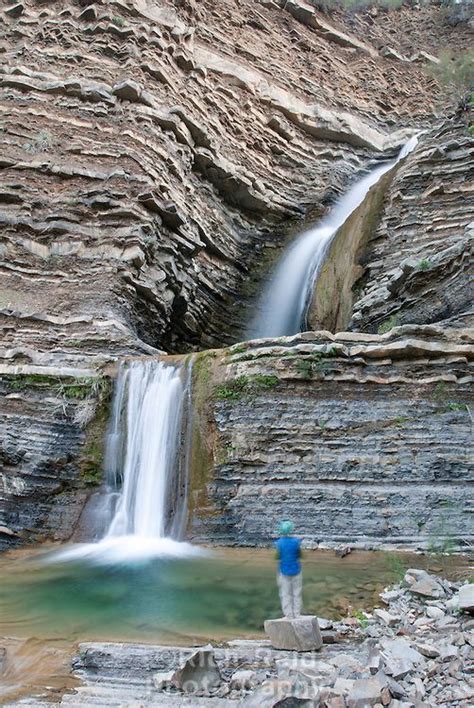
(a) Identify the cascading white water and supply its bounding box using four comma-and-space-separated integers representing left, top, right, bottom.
106, 361, 185, 539
51, 360, 202, 563
248, 137, 418, 339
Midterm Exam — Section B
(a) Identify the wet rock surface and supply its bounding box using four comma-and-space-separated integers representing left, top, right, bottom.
1, 324, 472, 549
307, 118, 473, 335
60, 571, 474, 705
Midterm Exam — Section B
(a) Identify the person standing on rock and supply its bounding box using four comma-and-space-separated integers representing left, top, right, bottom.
275, 520, 302, 618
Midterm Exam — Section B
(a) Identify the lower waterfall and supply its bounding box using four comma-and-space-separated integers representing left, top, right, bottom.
106, 361, 186, 539
52, 360, 201, 563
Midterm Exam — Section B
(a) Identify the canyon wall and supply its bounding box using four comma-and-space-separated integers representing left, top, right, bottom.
1, 1, 472, 549
350, 119, 473, 333
308, 118, 474, 334
1, 0, 468, 363
0, 365, 109, 550
188, 327, 473, 550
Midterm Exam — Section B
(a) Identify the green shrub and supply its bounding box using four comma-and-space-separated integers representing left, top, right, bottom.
417, 259, 432, 271
353, 609, 369, 629
215, 374, 278, 401
111, 15, 126, 27
445, 402, 468, 412
394, 416, 408, 426
377, 315, 399, 335
56, 377, 110, 400
295, 353, 332, 378
433, 381, 447, 402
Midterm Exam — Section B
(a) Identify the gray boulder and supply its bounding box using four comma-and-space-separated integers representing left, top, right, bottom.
404, 569, 445, 599
458, 584, 474, 613
374, 608, 400, 626
264, 616, 323, 652
230, 669, 258, 691
380, 639, 424, 680
346, 671, 389, 708
152, 669, 175, 690
153, 645, 221, 695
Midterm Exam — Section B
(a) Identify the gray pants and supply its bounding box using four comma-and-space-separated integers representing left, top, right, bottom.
277, 572, 302, 618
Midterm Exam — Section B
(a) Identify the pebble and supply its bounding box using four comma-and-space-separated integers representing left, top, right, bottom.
426, 606, 444, 619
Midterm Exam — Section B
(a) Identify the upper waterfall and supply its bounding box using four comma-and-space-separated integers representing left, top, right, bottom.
247, 137, 418, 339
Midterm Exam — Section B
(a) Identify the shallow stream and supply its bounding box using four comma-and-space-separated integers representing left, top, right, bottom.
0, 545, 470, 701
1, 545, 469, 644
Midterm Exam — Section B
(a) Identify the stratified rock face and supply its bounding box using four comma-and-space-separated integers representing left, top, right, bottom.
0, 366, 109, 549
188, 327, 473, 549
0, 2, 472, 552
0, 0, 465, 362
350, 119, 474, 333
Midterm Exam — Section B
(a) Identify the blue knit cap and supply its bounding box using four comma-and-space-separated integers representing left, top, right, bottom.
278, 520, 294, 535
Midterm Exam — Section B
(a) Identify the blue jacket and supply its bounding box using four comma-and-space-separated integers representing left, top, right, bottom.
275, 536, 301, 576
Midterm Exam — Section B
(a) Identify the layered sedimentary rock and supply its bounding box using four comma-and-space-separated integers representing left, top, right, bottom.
308, 118, 474, 334
1, 2, 472, 550
0, 365, 109, 549
350, 119, 474, 333
188, 326, 473, 549
1, 0, 468, 363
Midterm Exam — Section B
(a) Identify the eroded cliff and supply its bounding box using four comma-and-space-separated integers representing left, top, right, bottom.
1, 0, 468, 363
0, 366, 110, 549
308, 117, 473, 334
188, 327, 473, 550
1, 0, 472, 550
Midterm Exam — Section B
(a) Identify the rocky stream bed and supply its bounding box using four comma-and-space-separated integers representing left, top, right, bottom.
3, 567, 470, 706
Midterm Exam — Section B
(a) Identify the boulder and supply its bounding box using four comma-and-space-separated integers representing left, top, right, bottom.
264, 616, 323, 652
439, 643, 459, 662
331, 653, 364, 671
332, 677, 355, 696
230, 669, 257, 690
379, 639, 424, 680
426, 606, 444, 620
414, 642, 440, 659
317, 617, 333, 630
404, 570, 445, 599
153, 669, 174, 690
458, 584, 474, 613
346, 671, 389, 708
374, 609, 400, 626
175, 645, 221, 693
321, 630, 339, 644
153, 645, 222, 694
